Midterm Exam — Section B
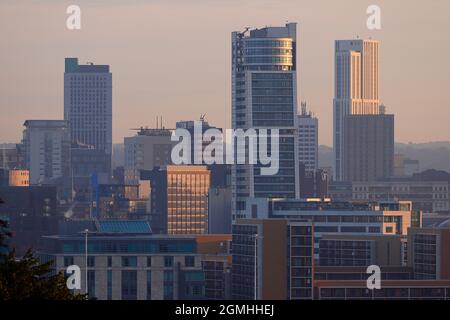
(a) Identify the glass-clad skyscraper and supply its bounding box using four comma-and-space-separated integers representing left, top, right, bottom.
231, 23, 300, 221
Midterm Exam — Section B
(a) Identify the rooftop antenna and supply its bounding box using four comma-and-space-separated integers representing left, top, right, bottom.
200, 114, 206, 122
301, 101, 307, 116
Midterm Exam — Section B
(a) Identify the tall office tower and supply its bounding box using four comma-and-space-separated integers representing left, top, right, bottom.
231, 23, 300, 221
297, 102, 318, 173
22, 120, 71, 185
333, 39, 380, 181
176, 119, 230, 188
176, 118, 221, 164
343, 114, 394, 182
64, 57, 112, 173
124, 127, 173, 185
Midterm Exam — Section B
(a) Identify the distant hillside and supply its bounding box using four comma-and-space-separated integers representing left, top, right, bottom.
395, 142, 450, 172
319, 142, 450, 172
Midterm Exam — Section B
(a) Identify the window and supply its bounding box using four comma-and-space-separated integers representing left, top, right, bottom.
107, 270, 112, 300
87, 256, 95, 267
107, 256, 112, 268
64, 256, 74, 267
163, 271, 174, 300
185, 256, 195, 267
164, 256, 174, 267
121, 270, 137, 300
147, 256, 152, 267
146, 271, 152, 300
122, 256, 137, 267
87, 270, 95, 299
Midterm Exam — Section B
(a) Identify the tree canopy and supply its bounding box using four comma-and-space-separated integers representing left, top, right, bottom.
0, 215, 86, 300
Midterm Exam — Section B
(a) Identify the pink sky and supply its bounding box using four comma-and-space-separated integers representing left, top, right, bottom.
1, 0, 449, 145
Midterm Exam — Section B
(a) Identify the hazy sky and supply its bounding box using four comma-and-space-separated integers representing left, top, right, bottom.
1, 0, 449, 146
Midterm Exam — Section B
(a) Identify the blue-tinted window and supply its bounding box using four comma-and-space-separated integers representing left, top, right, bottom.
164, 256, 174, 267
63, 256, 74, 267
107, 270, 112, 300
122, 256, 137, 267
121, 270, 137, 300
185, 256, 195, 267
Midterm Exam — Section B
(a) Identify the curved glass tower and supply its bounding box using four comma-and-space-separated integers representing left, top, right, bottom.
231, 23, 300, 221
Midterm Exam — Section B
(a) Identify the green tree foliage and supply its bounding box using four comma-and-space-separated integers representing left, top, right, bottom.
0, 249, 86, 300
0, 215, 86, 300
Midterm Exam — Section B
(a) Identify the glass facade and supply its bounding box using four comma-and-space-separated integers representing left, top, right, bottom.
231, 23, 299, 220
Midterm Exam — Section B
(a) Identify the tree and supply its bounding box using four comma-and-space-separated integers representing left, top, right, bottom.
0, 248, 87, 300
0, 198, 86, 300
0, 204, 12, 259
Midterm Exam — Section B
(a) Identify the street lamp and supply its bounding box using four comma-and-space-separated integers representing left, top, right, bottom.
251, 234, 263, 301
84, 229, 89, 299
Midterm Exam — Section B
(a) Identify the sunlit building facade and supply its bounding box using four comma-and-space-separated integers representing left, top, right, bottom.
333, 40, 380, 181
167, 166, 210, 235
8, 170, 29, 187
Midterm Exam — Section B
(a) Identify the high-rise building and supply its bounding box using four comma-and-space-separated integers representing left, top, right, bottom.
124, 127, 174, 185
167, 166, 210, 235
175, 119, 230, 188
232, 219, 314, 300
343, 114, 394, 182
22, 120, 71, 185
231, 23, 300, 221
208, 187, 232, 234
297, 102, 318, 173
64, 57, 112, 173
141, 165, 211, 235
333, 39, 380, 181
176, 119, 221, 165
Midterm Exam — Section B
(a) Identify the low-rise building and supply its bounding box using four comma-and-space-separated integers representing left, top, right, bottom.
38, 221, 231, 300
408, 226, 450, 280
314, 280, 450, 300
244, 198, 418, 259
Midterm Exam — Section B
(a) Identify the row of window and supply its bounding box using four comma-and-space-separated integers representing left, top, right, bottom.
64, 255, 196, 268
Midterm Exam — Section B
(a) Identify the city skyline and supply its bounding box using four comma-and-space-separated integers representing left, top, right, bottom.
1, 4, 450, 303
1, 0, 450, 146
